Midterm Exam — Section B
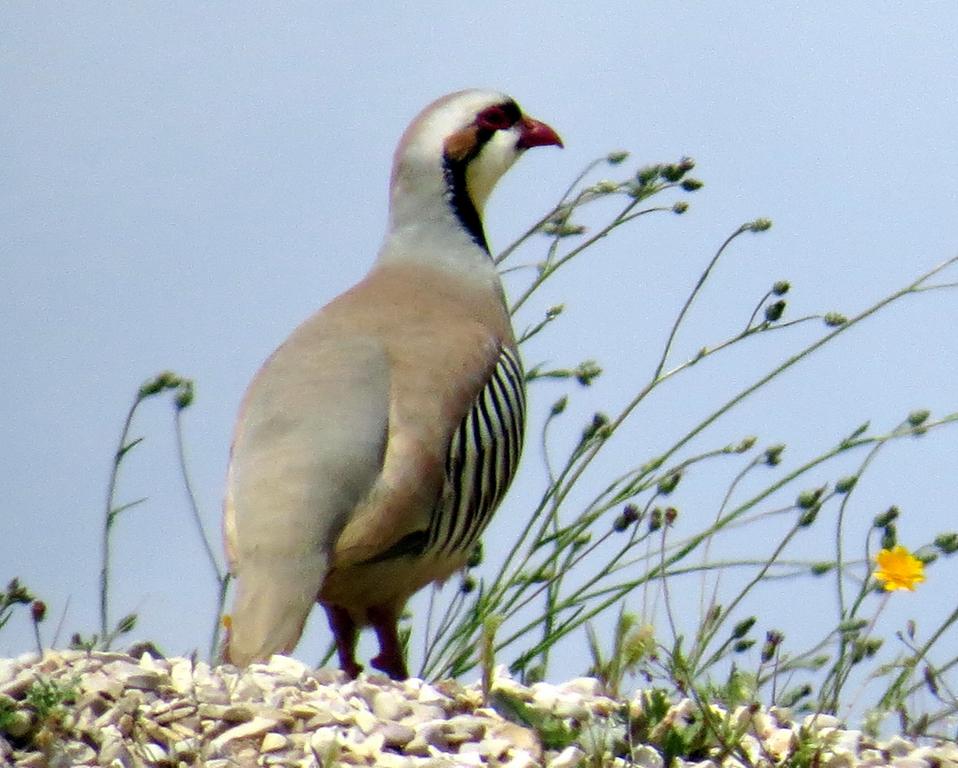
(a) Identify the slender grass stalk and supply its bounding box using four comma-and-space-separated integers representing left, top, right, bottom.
99, 372, 192, 649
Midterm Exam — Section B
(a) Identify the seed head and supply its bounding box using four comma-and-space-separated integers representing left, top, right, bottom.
772, 280, 790, 296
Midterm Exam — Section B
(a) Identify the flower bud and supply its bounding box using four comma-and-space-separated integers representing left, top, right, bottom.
873, 506, 899, 528
657, 472, 681, 495
797, 488, 823, 509
175, 380, 195, 410
823, 312, 847, 327
30, 600, 47, 623
593, 180, 620, 194
761, 630, 784, 663
881, 523, 897, 550
764, 300, 786, 323
648, 508, 663, 532
764, 445, 785, 466
934, 532, 958, 555
835, 476, 857, 494
772, 280, 790, 296
732, 617, 756, 639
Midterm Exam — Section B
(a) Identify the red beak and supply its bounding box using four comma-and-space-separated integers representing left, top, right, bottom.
517, 116, 564, 150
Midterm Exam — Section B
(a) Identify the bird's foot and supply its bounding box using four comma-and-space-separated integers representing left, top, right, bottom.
370, 651, 408, 680
342, 659, 364, 679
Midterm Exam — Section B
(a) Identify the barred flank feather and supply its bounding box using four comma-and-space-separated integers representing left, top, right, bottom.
429, 346, 525, 555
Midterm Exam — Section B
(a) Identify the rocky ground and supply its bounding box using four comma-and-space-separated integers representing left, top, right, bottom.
0, 650, 955, 767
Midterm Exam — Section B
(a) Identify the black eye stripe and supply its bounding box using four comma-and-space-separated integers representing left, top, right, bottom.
498, 100, 521, 124
476, 100, 522, 131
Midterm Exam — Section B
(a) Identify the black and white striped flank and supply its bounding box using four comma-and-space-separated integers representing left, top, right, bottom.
427, 345, 525, 556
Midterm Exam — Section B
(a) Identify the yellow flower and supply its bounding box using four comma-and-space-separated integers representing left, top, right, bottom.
873, 545, 925, 592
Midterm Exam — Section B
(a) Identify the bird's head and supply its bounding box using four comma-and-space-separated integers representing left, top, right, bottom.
388, 89, 562, 252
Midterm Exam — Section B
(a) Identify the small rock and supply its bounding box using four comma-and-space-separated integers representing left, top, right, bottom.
2, 709, 32, 738
858, 748, 887, 765
443, 715, 485, 743
453, 752, 486, 767
372, 689, 407, 721
374, 754, 416, 768
0, 659, 19, 686
12, 752, 46, 768
802, 712, 843, 730
0, 668, 37, 698
558, 677, 602, 697
403, 702, 445, 724
378, 721, 416, 748
631, 744, 664, 768
79, 670, 124, 699
211, 703, 257, 722
831, 728, 862, 755
884, 735, 916, 757
168, 657, 194, 695
891, 759, 929, 768
406, 722, 449, 755
100, 660, 162, 691
346, 730, 386, 759
171, 737, 202, 761
416, 682, 448, 704
501, 750, 538, 768
547, 745, 586, 768
462, 736, 512, 760
210, 715, 282, 753
825, 750, 857, 768
489, 722, 541, 761
352, 707, 379, 733
552, 692, 589, 719
310, 728, 342, 764
52, 739, 96, 766
260, 732, 289, 752
266, 654, 310, 679
764, 727, 796, 759
139, 742, 168, 763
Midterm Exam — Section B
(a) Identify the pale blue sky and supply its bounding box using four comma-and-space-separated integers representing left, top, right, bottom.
3, 3, 957, 721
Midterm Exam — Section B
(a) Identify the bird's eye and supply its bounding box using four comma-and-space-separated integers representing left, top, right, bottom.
476, 105, 515, 132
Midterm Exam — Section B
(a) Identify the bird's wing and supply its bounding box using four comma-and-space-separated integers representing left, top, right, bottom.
326, 279, 523, 580
223, 316, 391, 666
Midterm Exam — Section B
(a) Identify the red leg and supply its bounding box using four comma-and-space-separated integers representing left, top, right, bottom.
368, 605, 409, 680
324, 604, 363, 678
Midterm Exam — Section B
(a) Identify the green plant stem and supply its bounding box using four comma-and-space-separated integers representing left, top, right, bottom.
878, 602, 958, 713
485, 417, 957, 674
100, 393, 143, 645
654, 224, 754, 380
173, 408, 230, 662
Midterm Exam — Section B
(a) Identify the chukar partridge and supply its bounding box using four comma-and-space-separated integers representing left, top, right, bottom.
223, 89, 562, 678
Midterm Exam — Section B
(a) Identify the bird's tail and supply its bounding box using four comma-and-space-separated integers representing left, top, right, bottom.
222, 555, 328, 667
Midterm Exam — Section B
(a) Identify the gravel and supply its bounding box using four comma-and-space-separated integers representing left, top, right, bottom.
0, 650, 955, 767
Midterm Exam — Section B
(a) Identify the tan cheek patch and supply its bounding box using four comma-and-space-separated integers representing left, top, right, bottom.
443, 125, 480, 163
